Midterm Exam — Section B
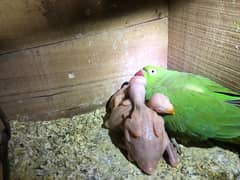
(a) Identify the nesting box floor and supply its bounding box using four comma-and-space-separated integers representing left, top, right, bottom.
9, 108, 240, 179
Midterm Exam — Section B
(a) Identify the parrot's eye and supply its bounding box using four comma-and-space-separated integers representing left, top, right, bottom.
148, 69, 156, 76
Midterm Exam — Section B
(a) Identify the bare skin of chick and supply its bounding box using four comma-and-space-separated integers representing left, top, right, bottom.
126, 76, 177, 174
104, 78, 178, 175
103, 83, 130, 129
147, 93, 175, 115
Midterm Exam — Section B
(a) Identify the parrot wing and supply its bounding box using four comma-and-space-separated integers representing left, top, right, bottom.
145, 69, 240, 144
152, 86, 240, 144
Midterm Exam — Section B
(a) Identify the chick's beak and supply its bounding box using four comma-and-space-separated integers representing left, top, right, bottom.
134, 70, 144, 77
168, 108, 175, 115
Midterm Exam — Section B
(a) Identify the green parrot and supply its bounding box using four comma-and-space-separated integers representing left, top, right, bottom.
135, 65, 240, 145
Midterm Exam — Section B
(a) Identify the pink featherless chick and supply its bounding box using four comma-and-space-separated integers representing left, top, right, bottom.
104, 75, 177, 175
123, 75, 178, 175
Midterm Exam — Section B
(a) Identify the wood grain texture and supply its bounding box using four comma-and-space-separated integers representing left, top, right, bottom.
168, 0, 240, 92
0, 18, 168, 120
0, 0, 167, 54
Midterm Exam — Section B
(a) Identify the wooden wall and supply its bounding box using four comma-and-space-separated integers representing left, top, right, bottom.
168, 0, 240, 92
0, 0, 168, 120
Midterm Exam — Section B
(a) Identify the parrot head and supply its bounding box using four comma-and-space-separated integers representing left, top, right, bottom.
135, 65, 165, 87
134, 65, 167, 100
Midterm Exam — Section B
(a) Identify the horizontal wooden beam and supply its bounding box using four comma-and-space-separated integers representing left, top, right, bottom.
0, 0, 167, 54
0, 18, 168, 120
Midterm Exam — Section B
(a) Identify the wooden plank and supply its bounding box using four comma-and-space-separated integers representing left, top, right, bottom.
168, 0, 240, 92
0, 18, 168, 120
3, 76, 130, 121
0, 0, 167, 53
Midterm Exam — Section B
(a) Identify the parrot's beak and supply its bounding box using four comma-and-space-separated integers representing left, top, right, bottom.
135, 70, 144, 77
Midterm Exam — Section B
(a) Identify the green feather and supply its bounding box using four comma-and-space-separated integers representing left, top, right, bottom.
142, 65, 240, 145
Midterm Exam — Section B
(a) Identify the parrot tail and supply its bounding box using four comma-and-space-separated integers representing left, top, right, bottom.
215, 91, 240, 97
226, 100, 240, 108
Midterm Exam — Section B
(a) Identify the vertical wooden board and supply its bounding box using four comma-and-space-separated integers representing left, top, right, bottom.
168, 0, 240, 92
0, 18, 168, 120
0, 0, 167, 53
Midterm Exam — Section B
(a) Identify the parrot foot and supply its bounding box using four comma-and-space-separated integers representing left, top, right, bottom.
171, 138, 182, 154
